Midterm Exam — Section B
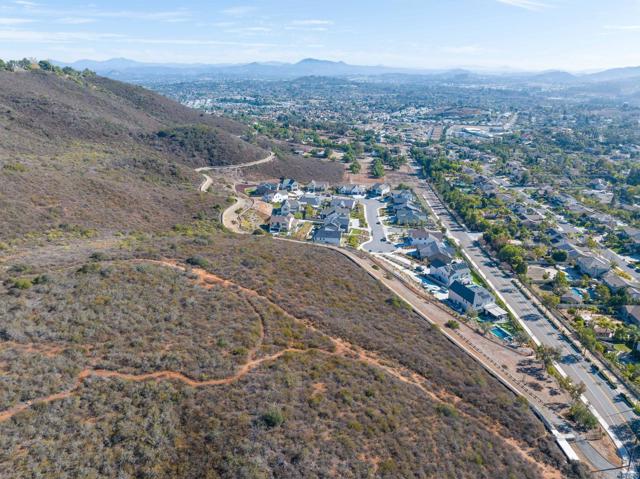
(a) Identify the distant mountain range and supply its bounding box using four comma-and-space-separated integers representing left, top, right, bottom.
54, 57, 426, 80
54, 57, 640, 85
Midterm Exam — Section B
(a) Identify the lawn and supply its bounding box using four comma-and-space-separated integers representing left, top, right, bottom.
614, 343, 632, 354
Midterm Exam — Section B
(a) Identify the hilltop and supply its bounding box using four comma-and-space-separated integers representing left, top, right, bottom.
0, 66, 342, 240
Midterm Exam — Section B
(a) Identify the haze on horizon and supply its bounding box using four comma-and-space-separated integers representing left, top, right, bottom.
0, 0, 639, 72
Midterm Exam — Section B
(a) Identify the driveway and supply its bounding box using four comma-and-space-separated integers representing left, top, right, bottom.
360, 197, 396, 253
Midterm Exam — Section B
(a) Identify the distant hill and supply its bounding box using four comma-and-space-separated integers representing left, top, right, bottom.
528, 70, 578, 84
55, 57, 436, 80
55, 57, 640, 85
584, 66, 640, 83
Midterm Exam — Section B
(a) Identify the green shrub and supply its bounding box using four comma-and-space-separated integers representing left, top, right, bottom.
436, 403, 459, 417
445, 319, 460, 330
77, 263, 101, 274
186, 256, 210, 268
378, 459, 397, 474
261, 408, 285, 428
3, 162, 28, 172
33, 274, 49, 285
12, 278, 33, 289
387, 296, 410, 310
90, 252, 108, 261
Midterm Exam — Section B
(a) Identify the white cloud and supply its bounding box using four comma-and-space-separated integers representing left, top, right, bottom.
0, 17, 33, 25
443, 45, 484, 55
128, 37, 277, 48
0, 28, 278, 49
56, 17, 95, 25
221, 6, 256, 17
224, 26, 272, 36
291, 19, 334, 26
11, 4, 192, 23
496, 0, 548, 11
98, 10, 191, 22
604, 25, 640, 31
0, 28, 125, 43
284, 26, 329, 32
13, 0, 39, 7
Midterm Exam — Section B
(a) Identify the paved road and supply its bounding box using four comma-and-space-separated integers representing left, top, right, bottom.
360, 197, 396, 253
195, 152, 275, 172
420, 182, 638, 478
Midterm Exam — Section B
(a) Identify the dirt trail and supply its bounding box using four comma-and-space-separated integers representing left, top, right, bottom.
0, 258, 563, 478
144, 259, 562, 476
199, 173, 213, 192
0, 341, 71, 357
89, 347, 300, 387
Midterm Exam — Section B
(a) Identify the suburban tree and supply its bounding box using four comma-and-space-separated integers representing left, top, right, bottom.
370, 158, 385, 178
535, 344, 561, 369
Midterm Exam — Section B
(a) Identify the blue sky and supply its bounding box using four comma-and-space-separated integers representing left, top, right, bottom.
0, 0, 638, 71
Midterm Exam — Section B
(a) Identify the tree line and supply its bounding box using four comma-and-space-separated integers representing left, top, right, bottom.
0, 58, 94, 78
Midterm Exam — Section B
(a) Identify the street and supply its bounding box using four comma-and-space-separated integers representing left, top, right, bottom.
360, 197, 396, 253
420, 181, 639, 478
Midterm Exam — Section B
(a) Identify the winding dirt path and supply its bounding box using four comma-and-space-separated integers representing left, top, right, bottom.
0, 258, 563, 477
199, 173, 213, 192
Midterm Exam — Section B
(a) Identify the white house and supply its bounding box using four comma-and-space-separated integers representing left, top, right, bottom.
313, 224, 342, 245
269, 214, 294, 234
338, 184, 367, 197
430, 260, 471, 286
448, 280, 494, 313
280, 199, 301, 215
407, 228, 444, 247
417, 240, 454, 264
370, 183, 391, 197
279, 178, 300, 192
263, 190, 289, 204
330, 197, 357, 210
307, 180, 329, 192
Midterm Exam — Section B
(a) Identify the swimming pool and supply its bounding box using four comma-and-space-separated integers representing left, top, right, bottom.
491, 326, 512, 341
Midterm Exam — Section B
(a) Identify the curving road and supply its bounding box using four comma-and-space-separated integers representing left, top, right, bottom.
196, 152, 275, 230
221, 194, 253, 234
195, 152, 276, 173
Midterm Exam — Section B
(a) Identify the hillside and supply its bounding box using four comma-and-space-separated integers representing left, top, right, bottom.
0, 68, 589, 478
0, 69, 342, 241
0, 230, 590, 479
